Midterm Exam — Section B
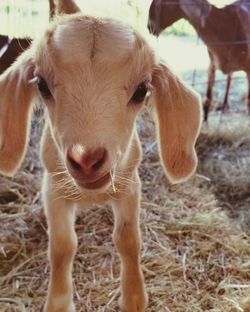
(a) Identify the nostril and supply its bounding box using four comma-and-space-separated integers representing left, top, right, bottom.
67, 147, 107, 175
67, 153, 82, 171
147, 21, 154, 33
92, 149, 107, 172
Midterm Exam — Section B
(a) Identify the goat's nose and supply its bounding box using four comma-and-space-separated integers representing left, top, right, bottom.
147, 21, 158, 36
67, 147, 107, 176
147, 21, 152, 32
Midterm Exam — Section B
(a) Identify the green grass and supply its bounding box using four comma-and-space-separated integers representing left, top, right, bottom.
163, 19, 196, 37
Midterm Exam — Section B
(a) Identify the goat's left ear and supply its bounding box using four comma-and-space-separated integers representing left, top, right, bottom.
151, 62, 202, 183
0, 50, 36, 176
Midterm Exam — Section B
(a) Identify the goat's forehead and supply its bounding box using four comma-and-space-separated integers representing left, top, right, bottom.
34, 16, 156, 91
50, 17, 137, 64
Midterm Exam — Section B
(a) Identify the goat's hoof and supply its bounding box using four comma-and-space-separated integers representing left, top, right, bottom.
118, 291, 148, 312
203, 98, 211, 122
216, 103, 229, 113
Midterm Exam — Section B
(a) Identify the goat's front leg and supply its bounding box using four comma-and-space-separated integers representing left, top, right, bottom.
43, 173, 77, 312
111, 172, 147, 312
247, 72, 250, 115
221, 73, 232, 112
204, 52, 216, 121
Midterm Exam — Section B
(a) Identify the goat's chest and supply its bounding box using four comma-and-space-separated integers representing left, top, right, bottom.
208, 45, 249, 73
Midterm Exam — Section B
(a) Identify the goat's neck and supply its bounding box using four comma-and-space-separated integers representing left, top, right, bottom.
186, 6, 233, 43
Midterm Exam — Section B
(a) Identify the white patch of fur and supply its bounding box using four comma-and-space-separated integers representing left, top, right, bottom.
53, 18, 136, 64
96, 20, 136, 63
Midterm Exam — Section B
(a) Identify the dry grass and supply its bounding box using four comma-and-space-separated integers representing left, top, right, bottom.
0, 104, 250, 311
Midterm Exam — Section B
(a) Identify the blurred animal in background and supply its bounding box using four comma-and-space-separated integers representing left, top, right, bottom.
0, 35, 31, 74
0, 34, 8, 48
148, 0, 250, 121
0, 0, 65, 75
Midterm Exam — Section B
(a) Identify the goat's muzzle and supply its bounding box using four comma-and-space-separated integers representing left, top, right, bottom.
147, 21, 159, 36
66, 146, 110, 190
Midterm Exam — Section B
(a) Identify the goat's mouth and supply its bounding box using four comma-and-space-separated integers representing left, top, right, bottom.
75, 172, 111, 190
147, 22, 160, 37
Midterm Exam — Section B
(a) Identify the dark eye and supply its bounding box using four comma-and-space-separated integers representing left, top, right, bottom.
36, 76, 52, 98
131, 82, 150, 103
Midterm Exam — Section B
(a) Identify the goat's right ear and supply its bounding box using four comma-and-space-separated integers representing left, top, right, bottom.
54, 0, 81, 15
0, 50, 36, 176
151, 62, 202, 184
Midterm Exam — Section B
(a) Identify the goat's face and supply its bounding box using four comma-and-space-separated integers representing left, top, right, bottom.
0, 14, 202, 194
34, 16, 154, 192
148, 0, 184, 36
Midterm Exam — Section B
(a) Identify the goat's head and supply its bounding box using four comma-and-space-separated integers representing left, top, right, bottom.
148, 0, 212, 36
148, 0, 184, 36
0, 13, 201, 193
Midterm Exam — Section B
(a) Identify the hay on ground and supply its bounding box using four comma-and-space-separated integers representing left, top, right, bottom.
0, 108, 250, 312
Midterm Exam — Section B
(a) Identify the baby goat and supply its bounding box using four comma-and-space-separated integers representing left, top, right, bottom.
0, 1, 201, 311
148, 0, 250, 121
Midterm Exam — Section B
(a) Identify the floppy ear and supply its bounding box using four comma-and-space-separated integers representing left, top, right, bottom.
54, 0, 81, 15
180, 0, 212, 27
0, 50, 36, 176
151, 62, 202, 183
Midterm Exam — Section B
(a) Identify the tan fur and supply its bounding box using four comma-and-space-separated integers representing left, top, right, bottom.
0, 50, 35, 175
152, 63, 202, 183
0, 2, 202, 311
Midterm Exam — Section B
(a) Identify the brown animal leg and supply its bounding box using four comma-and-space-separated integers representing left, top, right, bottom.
204, 59, 216, 121
247, 73, 250, 115
221, 73, 232, 112
111, 172, 147, 312
43, 174, 77, 312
